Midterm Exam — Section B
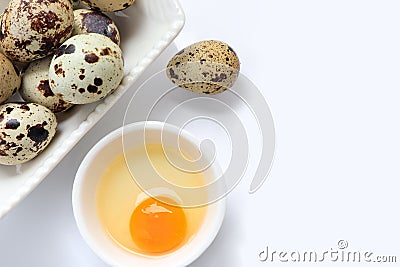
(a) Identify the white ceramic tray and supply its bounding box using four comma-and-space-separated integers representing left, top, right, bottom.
0, 0, 185, 219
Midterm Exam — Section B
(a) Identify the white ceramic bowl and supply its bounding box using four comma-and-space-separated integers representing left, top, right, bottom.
0, 0, 185, 219
72, 121, 226, 267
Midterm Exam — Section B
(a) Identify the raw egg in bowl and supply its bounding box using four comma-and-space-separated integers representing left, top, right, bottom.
72, 121, 226, 267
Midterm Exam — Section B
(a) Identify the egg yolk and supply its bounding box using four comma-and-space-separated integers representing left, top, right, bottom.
130, 197, 187, 253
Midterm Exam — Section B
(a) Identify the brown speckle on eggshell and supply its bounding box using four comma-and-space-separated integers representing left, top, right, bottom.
0, 0, 74, 62
70, 0, 81, 9
167, 40, 240, 95
73, 9, 120, 45
20, 56, 74, 113
49, 33, 124, 104
0, 103, 57, 165
80, 0, 135, 12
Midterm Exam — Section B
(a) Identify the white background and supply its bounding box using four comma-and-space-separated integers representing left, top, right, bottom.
1, 0, 400, 266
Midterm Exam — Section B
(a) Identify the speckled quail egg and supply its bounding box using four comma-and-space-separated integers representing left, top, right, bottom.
49, 33, 124, 104
0, 0, 74, 62
0, 53, 21, 104
80, 0, 135, 12
167, 40, 240, 95
73, 9, 120, 45
20, 56, 74, 113
0, 103, 57, 165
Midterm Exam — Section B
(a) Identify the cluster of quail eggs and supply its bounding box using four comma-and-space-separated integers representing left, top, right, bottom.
0, 0, 134, 165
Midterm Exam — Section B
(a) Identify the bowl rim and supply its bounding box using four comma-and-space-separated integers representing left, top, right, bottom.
72, 121, 226, 267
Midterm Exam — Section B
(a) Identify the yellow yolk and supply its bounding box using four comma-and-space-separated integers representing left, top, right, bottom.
130, 197, 187, 253
97, 144, 208, 255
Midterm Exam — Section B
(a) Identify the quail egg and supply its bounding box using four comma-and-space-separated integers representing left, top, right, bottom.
80, 0, 135, 12
167, 40, 240, 95
0, 103, 57, 165
0, 53, 21, 104
73, 9, 120, 45
49, 33, 124, 104
0, 0, 74, 62
20, 56, 74, 113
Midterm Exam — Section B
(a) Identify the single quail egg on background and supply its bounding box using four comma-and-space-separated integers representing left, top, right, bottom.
0, 0, 74, 62
0, 53, 21, 104
49, 33, 124, 104
73, 9, 121, 45
20, 56, 74, 113
80, 0, 135, 12
167, 40, 240, 95
0, 103, 57, 165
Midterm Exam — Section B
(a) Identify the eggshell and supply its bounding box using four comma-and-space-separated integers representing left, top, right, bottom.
0, 42, 29, 74
20, 56, 74, 113
0, 0, 74, 62
167, 40, 240, 95
0, 103, 57, 165
73, 9, 120, 45
80, 0, 135, 12
70, 0, 81, 9
0, 53, 21, 104
49, 33, 124, 104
